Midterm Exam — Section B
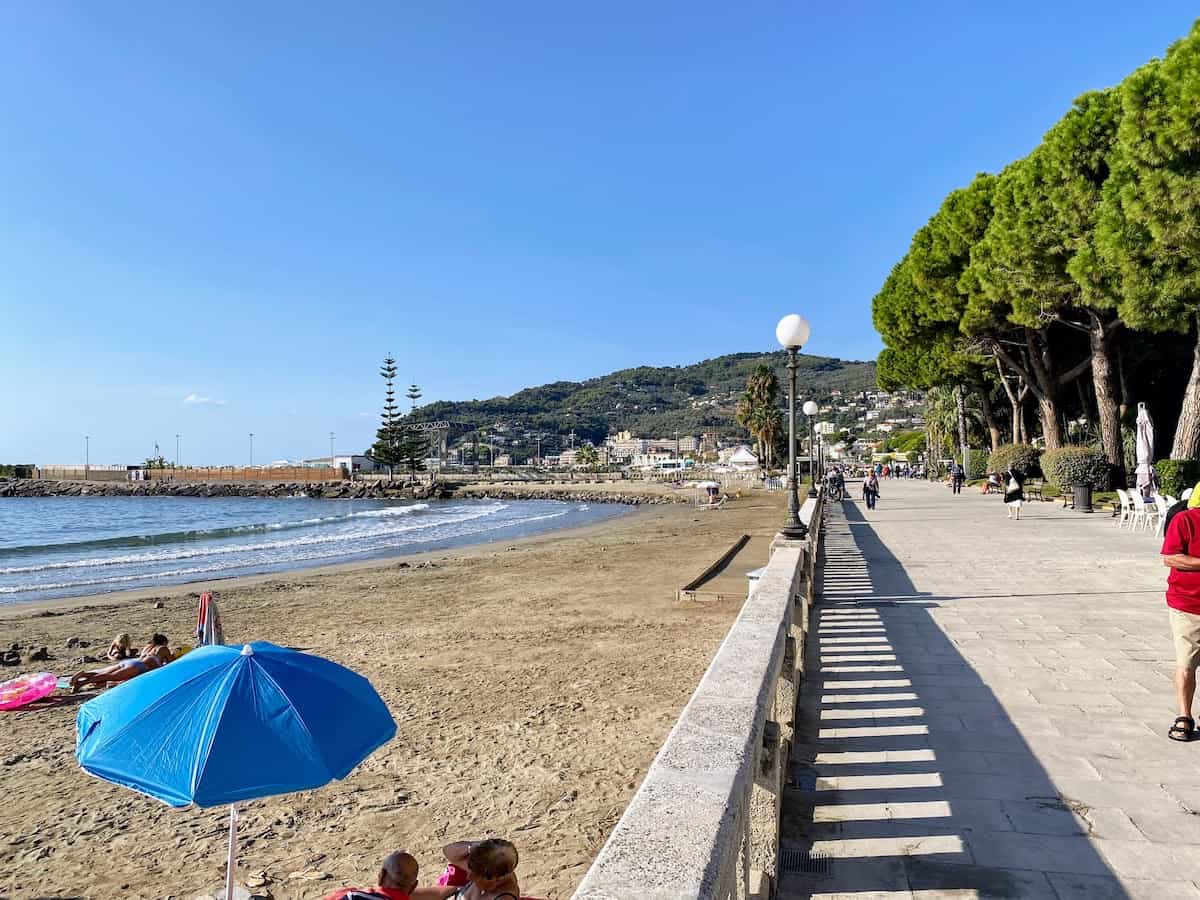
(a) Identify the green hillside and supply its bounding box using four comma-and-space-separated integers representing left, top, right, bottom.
403, 351, 877, 457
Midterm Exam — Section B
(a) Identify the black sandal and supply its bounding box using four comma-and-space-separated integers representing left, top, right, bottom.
1169, 716, 1195, 742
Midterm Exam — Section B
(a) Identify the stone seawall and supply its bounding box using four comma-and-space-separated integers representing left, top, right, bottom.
0, 478, 684, 505
0, 478, 445, 500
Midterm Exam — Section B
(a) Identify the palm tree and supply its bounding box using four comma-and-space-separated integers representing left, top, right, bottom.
737, 365, 782, 469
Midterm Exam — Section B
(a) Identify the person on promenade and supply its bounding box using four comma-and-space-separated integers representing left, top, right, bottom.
433, 839, 521, 900
862, 472, 880, 510
70, 634, 170, 693
1004, 469, 1025, 520
950, 462, 965, 494
321, 850, 441, 900
1160, 492, 1200, 741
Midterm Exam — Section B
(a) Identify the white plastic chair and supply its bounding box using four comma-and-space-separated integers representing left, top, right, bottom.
1130, 491, 1149, 532
1116, 489, 1132, 529
1155, 494, 1170, 537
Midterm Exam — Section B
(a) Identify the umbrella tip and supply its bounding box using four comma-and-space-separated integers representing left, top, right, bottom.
241, 644, 253, 656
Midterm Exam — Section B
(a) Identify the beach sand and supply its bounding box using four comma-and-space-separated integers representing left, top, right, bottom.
0, 489, 782, 899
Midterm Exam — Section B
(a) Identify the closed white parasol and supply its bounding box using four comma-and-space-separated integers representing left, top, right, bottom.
1136, 402, 1155, 494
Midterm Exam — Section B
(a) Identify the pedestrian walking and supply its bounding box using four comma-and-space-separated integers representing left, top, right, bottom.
950, 462, 965, 495
1004, 469, 1025, 520
1161, 487, 1200, 741
863, 472, 880, 510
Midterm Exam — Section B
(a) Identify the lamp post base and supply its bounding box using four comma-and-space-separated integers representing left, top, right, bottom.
778, 523, 809, 541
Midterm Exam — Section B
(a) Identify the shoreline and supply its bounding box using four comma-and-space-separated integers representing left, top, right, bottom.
0, 490, 784, 899
0, 500, 646, 621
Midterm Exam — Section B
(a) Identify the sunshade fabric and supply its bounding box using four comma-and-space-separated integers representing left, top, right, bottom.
76, 642, 395, 808
1136, 404, 1155, 493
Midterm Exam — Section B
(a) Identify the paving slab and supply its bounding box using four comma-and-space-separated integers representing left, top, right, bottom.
779, 480, 1192, 899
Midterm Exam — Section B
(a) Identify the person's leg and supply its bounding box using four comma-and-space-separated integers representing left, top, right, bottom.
1169, 610, 1200, 737
1177, 666, 1196, 718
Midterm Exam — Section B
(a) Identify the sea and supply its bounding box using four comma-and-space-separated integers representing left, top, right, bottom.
0, 495, 627, 604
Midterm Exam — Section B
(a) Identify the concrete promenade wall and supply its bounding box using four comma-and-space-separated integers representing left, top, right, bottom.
572, 494, 823, 900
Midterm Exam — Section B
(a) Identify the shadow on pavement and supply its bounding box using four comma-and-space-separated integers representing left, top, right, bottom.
777, 498, 1131, 899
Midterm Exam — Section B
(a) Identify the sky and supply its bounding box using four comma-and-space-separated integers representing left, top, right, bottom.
2, 2, 1197, 465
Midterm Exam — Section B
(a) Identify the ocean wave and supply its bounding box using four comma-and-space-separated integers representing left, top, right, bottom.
0, 502, 433, 559
0, 499, 613, 602
0, 503, 505, 576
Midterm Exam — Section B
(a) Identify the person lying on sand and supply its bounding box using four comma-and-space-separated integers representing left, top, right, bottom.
321, 850, 449, 900
432, 839, 521, 900
70, 634, 171, 693
106, 633, 133, 661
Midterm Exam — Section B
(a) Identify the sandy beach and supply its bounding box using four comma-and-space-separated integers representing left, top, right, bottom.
0, 487, 782, 899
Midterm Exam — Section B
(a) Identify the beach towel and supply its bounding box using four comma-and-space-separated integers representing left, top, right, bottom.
196, 591, 225, 646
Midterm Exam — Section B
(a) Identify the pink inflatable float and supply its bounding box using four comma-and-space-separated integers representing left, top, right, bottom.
0, 672, 57, 711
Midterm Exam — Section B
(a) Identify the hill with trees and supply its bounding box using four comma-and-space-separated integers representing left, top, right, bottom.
399, 350, 877, 458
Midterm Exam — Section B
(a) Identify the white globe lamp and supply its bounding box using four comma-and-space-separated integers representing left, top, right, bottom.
776, 314, 813, 538
776, 314, 811, 350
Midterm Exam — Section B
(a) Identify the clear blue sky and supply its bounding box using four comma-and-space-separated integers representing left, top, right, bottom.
2, 3, 1196, 465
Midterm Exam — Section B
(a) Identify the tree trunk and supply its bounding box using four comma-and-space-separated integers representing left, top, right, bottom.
1117, 341, 1131, 419
1088, 313, 1125, 482
1172, 316, 1200, 459
955, 386, 970, 477
1025, 331, 1064, 449
980, 389, 1001, 452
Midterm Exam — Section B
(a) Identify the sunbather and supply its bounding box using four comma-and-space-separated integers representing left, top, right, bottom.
70, 634, 171, 693
106, 633, 133, 661
433, 839, 521, 900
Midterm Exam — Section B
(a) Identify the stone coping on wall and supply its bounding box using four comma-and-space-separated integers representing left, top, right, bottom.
571, 500, 814, 900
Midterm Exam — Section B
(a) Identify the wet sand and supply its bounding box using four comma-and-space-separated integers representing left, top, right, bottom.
0, 489, 782, 899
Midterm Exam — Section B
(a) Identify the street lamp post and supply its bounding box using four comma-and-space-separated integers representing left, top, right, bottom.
330, 431, 335, 461
776, 314, 812, 539
249, 433, 254, 468
803, 400, 819, 498
175, 434, 180, 469
84, 435, 90, 481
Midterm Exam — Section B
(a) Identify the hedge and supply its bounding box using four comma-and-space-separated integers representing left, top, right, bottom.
987, 444, 1042, 477
1155, 459, 1200, 497
966, 449, 989, 479
1040, 447, 1111, 490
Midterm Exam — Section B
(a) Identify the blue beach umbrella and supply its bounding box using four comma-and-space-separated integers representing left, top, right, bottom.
76, 641, 396, 897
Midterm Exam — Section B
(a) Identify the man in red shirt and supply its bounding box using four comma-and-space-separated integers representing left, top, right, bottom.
1161, 502, 1200, 740
322, 851, 438, 900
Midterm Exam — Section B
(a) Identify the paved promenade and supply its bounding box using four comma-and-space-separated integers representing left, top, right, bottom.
780, 479, 1198, 899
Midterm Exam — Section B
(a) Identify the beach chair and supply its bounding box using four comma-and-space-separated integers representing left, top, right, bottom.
1155, 494, 1170, 537
1129, 491, 1147, 532
1116, 489, 1132, 528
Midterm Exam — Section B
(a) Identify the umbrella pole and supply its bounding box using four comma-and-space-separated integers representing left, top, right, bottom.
224, 803, 239, 900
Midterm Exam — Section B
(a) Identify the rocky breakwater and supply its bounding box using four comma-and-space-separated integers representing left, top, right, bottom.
450, 483, 687, 505
0, 478, 455, 501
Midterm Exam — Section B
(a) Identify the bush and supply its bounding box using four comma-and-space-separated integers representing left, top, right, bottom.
987, 444, 1042, 477
966, 449, 989, 479
1041, 447, 1112, 490
1155, 459, 1200, 498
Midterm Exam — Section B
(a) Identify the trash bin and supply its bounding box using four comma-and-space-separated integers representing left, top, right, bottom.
1072, 482, 1094, 513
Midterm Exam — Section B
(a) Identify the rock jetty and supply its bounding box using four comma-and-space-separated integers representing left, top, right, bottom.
0, 478, 450, 501
0, 478, 686, 505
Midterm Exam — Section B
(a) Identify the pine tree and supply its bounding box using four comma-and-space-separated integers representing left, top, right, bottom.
400, 382, 427, 479
370, 355, 403, 480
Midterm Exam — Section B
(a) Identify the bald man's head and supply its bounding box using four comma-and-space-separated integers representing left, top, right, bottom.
378, 851, 419, 892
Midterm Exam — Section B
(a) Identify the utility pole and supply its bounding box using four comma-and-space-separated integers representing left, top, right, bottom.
84, 435, 89, 481
675, 429, 680, 459
330, 431, 335, 461
249, 433, 254, 468
176, 434, 180, 469
536, 433, 542, 467
473, 430, 479, 474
